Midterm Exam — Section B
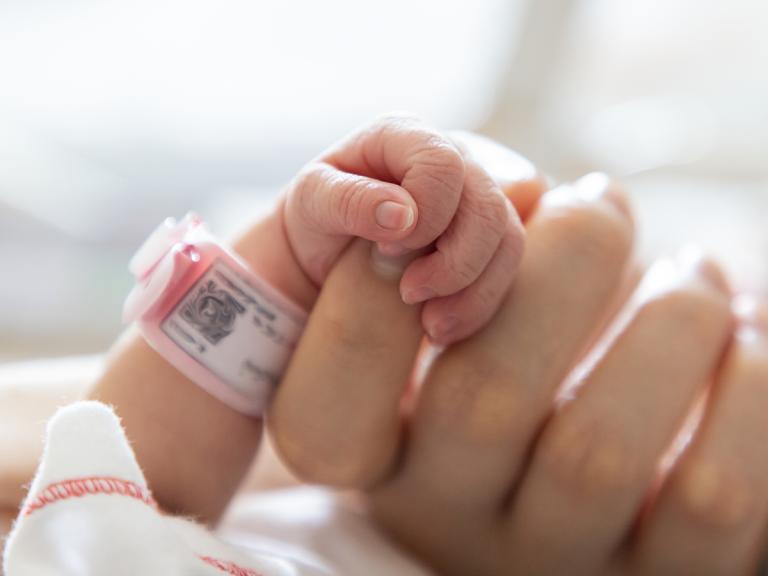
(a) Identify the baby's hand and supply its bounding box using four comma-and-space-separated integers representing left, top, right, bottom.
282, 115, 533, 344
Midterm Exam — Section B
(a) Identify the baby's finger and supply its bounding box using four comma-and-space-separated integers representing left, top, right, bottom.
399, 157, 522, 305
325, 114, 465, 252
449, 130, 546, 222
421, 224, 522, 344
285, 161, 418, 284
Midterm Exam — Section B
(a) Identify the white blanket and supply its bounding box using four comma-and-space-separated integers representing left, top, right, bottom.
3, 401, 430, 576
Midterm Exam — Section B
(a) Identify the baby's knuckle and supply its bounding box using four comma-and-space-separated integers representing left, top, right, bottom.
291, 163, 323, 205
443, 250, 483, 287
473, 189, 510, 236
539, 416, 638, 496
472, 282, 504, 313
410, 129, 465, 176
293, 162, 363, 229
503, 226, 526, 269
336, 178, 375, 232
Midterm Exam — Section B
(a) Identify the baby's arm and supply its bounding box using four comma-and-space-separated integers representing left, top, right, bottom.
89, 116, 542, 524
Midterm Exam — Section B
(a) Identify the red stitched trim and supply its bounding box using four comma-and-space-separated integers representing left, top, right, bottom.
22, 479, 262, 576
199, 556, 263, 576
23, 476, 157, 516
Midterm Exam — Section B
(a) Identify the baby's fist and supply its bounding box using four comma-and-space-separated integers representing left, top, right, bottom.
283, 115, 540, 344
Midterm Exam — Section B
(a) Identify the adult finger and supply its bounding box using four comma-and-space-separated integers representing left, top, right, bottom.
268, 239, 423, 487
630, 297, 768, 576
369, 175, 635, 575
503, 252, 733, 575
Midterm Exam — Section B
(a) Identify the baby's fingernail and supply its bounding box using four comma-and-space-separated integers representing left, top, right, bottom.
376, 201, 414, 231
402, 286, 437, 305
370, 243, 411, 280
427, 315, 458, 342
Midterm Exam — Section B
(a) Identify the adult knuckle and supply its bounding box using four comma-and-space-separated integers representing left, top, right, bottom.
539, 416, 638, 496
427, 355, 527, 440
465, 383, 528, 442
426, 362, 490, 423
674, 461, 754, 529
546, 203, 633, 271
271, 417, 388, 488
637, 285, 730, 336
318, 303, 392, 357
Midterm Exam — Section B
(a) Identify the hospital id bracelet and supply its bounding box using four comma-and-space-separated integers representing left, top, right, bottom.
123, 213, 307, 416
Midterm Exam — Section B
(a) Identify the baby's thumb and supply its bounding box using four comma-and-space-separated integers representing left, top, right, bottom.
287, 161, 418, 243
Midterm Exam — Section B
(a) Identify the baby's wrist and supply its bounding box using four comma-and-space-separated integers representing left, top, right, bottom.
230, 200, 318, 311
123, 210, 310, 417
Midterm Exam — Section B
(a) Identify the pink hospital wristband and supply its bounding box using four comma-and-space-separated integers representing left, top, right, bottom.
123, 213, 307, 416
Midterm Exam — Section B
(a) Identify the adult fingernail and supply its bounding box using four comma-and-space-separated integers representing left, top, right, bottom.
678, 245, 730, 295
733, 294, 768, 332
376, 201, 414, 231
370, 243, 411, 280
541, 173, 632, 223
427, 315, 458, 342
402, 286, 437, 305
377, 242, 409, 257
575, 172, 633, 220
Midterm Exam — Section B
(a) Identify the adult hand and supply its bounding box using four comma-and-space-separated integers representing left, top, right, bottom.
270, 156, 768, 575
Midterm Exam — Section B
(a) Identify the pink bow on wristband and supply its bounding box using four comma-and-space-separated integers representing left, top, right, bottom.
124, 213, 206, 322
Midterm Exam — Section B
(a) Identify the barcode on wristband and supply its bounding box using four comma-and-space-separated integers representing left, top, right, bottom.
161, 259, 303, 399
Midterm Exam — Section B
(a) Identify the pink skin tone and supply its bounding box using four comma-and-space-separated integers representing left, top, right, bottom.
2, 117, 767, 575
128, 230, 307, 415
271, 173, 768, 575
0, 119, 539, 533
282, 115, 527, 344
62, 116, 539, 525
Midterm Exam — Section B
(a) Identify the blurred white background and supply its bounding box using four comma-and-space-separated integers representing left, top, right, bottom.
1, 0, 766, 360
